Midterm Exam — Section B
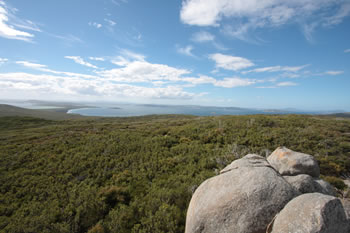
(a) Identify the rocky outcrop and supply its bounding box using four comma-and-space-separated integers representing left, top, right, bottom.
220, 153, 271, 174
267, 146, 320, 177
185, 147, 349, 233
269, 193, 349, 233
185, 154, 298, 233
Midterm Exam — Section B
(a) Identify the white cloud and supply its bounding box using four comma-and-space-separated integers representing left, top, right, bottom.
177, 45, 195, 57
104, 19, 116, 26
244, 65, 308, 74
180, 0, 350, 41
116, 85, 194, 99
89, 57, 105, 61
323, 3, 350, 26
180, 0, 221, 26
121, 49, 145, 61
152, 81, 167, 86
88, 22, 102, 29
0, 2, 36, 41
0, 67, 258, 103
222, 24, 252, 42
99, 51, 257, 88
0, 58, 8, 65
111, 49, 146, 66
49, 33, 83, 44
302, 22, 318, 42
344, 49, 350, 53
0, 72, 194, 100
181, 75, 258, 88
181, 75, 257, 88
65, 56, 98, 69
2, 51, 289, 102
214, 77, 256, 88
101, 51, 258, 88
111, 56, 130, 67
16, 61, 47, 69
98, 60, 191, 83
13, 19, 41, 32
276, 81, 297, 87
209, 53, 254, 71
324, 70, 344, 75
191, 31, 227, 50
191, 31, 215, 42
183, 75, 216, 85
280, 73, 300, 79
16, 60, 97, 79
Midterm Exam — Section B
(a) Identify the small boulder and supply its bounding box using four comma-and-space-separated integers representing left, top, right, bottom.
283, 174, 317, 194
314, 178, 336, 196
185, 154, 299, 233
270, 193, 349, 233
267, 147, 320, 177
283, 174, 336, 196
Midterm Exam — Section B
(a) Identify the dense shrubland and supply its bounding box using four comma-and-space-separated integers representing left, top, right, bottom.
0, 114, 349, 232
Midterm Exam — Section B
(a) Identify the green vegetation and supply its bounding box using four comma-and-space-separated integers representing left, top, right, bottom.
322, 176, 347, 190
0, 114, 349, 232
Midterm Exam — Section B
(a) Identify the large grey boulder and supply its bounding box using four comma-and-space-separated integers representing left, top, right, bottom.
220, 154, 271, 174
270, 193, 349, 233
283, 174, 336, 196
267, 147, 320, 177
341, 199, 350, 220
185, 154, 299, 233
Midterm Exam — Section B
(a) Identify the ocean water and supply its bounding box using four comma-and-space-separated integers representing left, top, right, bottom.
67, 104, 290, 117
2, 100, 329, 117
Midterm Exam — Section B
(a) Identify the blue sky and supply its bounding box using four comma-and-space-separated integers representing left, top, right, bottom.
0, 0, 349, 110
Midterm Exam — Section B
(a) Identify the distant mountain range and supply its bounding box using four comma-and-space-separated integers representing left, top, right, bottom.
327, 112, 350, 118
0, 100, 348, 119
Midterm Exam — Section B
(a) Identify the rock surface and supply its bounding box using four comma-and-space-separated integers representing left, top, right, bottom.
185, 154, 298, 233
314, 178, 336, 196
341, 199, 350, 220
220, 153, 271, 174
283, 174, 336, 196
267, 147, 320, 177
283, 174, 316, 193
186, 148, 348, 233
270, 193, 349, 233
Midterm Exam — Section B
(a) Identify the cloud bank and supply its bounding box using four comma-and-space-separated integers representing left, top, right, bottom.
1, 48, 340, 102
180, 0, 350, 41
0, 2, 38, 41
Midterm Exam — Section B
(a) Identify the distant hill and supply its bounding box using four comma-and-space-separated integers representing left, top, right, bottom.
327, 112, 350, 118
0, 104, 87, 120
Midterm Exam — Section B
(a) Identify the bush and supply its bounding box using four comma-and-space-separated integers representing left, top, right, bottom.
322, 176, 347, 190
1, 114, 350, 232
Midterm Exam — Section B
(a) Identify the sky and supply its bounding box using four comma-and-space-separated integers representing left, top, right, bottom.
0, 0, 349, 110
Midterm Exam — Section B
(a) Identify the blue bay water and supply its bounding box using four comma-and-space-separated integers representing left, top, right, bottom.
67, 104, 294, 117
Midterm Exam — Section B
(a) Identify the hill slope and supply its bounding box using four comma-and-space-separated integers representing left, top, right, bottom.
0, 114, 349, 232
0, 104, 86, 120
